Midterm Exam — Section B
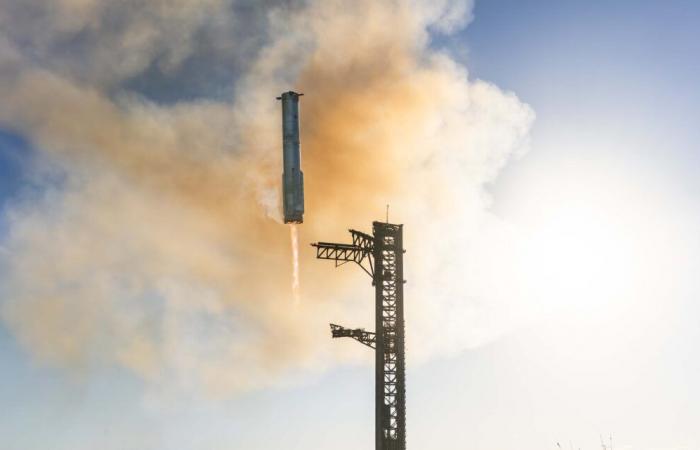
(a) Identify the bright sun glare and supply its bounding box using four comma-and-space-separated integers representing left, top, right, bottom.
509, 161, 680, 322
522, 204, 638, 314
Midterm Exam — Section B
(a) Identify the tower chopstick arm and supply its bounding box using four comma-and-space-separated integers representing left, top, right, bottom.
311, 229, 374, 278
330, 323, 376, 349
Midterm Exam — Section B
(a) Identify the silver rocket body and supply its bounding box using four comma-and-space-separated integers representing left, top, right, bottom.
278, 91, 304, 224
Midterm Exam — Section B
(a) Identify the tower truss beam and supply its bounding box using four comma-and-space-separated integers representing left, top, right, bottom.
311, 230, 374, 277
330, 323, 376, 349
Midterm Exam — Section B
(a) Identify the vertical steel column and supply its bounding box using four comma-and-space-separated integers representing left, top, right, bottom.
373, 222, 405, 450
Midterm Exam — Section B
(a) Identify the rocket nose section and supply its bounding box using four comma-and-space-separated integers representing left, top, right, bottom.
278, 91, 304, 100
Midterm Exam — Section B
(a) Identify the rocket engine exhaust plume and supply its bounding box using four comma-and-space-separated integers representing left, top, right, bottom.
0, 0, 533, 395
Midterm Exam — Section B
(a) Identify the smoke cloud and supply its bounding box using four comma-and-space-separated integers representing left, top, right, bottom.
0, 0, 533, 395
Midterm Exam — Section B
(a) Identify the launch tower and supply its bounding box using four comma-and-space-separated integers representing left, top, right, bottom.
312, 221, 406, 450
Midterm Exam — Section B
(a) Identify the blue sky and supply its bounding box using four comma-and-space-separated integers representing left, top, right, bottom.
461, 0, 700, 181
2, 1, 700, 449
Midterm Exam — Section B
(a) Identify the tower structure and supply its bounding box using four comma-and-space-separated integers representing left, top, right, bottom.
312, 221, 406, 450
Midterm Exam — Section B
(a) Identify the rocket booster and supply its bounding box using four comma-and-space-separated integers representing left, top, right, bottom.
278, 91, 304, 224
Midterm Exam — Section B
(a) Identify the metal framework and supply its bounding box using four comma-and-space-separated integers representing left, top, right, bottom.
312, 221, 406, 450
313, 229, 375, 277
330, 323, 376, 349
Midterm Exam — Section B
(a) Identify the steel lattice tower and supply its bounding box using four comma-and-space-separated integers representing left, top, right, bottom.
312, 221, 406, 450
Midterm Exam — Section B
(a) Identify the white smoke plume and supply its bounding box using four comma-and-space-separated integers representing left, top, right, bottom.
0, 0, 533, 395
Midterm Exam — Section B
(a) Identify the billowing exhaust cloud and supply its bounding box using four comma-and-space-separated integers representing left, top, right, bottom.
0, 0, 533, 395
